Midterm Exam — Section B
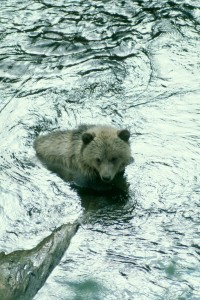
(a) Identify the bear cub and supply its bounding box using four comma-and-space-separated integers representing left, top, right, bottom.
34, 124, 132, 188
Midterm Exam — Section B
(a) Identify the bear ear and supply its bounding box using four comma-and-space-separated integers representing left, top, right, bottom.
82, 132, 95, 145
118, 129, 130, 142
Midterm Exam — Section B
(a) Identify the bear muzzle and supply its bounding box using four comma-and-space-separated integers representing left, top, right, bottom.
101, 175, 112, 183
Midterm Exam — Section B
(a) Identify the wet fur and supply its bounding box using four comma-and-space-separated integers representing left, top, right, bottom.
34, 124, 131, 183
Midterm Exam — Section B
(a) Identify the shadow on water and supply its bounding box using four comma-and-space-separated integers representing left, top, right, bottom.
75, 182, 135, 227
77, 186, 130, 211
67, 279, 106, 300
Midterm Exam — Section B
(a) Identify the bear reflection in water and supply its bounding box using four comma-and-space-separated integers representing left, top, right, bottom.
34, 124, 133, 195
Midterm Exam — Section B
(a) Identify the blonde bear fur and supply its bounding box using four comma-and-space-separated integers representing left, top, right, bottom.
34, 124, 131, 183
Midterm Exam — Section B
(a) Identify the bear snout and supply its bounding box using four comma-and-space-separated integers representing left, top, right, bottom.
101, 175, 112, 183
99, 163, 116, 183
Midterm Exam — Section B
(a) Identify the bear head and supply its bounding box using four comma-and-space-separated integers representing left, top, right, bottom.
81, 126, 131, 182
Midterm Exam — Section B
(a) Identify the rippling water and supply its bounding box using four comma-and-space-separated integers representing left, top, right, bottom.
0, 0, 200, 299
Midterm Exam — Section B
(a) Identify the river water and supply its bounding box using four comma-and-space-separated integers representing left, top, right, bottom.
0, 1, 200, 299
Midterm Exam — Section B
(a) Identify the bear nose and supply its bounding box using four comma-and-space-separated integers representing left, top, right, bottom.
101, 176, 112, 183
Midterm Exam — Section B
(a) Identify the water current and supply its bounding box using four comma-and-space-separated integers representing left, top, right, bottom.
0, 1, 200, 299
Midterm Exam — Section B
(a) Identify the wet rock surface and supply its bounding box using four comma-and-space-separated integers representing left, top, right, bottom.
0, 222, 79, 300
0, 0, 200, 299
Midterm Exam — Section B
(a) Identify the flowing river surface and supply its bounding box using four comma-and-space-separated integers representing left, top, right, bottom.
0, 1, 200, 299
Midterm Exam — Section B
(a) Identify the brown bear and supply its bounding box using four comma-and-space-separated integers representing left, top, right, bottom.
34, 124, 132, 190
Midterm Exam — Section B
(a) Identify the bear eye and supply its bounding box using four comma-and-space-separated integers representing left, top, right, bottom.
96, 158, 101, 164
110, 157, 117, 163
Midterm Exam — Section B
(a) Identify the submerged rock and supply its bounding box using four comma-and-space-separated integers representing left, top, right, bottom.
0, 222, 79, 300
